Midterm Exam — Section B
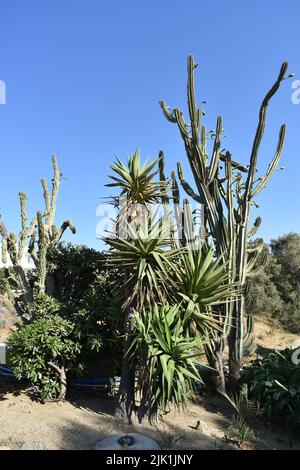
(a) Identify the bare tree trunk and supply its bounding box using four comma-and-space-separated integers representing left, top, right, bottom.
205, 335, 226, 391
48, 361, 69, 401
58, 365, 67, 401
115, 310, 136, 424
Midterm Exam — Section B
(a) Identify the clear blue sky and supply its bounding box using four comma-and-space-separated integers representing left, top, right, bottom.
0, 0, 299, 249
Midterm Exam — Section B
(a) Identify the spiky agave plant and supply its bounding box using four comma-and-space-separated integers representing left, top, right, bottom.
130, 303, 203, 422
174, 247, 240, 335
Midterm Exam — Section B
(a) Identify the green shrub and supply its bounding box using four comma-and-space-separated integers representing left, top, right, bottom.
0, 268, 11, 296
248, 233, 300, 333
28, 293, 62, 317
241, 348, 300, 436
8, 315, 81, 401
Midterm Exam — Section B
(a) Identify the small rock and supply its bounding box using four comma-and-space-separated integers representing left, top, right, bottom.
95, 433, 160, 450
195, 419, 211, 436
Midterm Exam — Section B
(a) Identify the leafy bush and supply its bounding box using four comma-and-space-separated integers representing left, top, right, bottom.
8, 315, 81, 401
241, 348, 300, 436
46, 242, 120, 303
28, 293, 62, 317
26, 243, 124, 376
0, 268, 11, 296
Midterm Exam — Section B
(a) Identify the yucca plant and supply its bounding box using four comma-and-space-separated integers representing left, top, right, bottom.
106, 149, 167, 205
130, 303, 204, 422
105, 152, 174, 422
105, 220, 180, 309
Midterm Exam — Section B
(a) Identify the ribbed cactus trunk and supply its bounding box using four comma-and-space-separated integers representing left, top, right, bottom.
160, 55, 290, 389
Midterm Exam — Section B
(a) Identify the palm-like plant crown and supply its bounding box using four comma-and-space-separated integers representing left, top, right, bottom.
105, 221, 180, 309
106, 149, 167, 205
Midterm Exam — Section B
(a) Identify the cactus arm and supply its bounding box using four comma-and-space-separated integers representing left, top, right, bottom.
246, 239, 264, 254
244, 62, 288, 200
28, 230, 38, 266
170, 171, 183, 239
217, 179, 228, 206
0, 218, 8, 263
158, 150, 170, 206
1, 237, 7, 264
158, 150, 166, 182
41, 177, 51, 221
187, 55, 202, 146
18, 192, 28, 263
177, 162, 203, 203
27, 216, 37, 238
186, 56, 206, 179
243, 313, 256, 355
173, 108, 190, 139
246, 241, 265, 274
247, 216, 262, 238
250, 124, 286, 198
48, 154, 60, 227
207, 116, 222, 184
201, 125, 207, 160
182, 198, 195, 247
0, 219, 8, 239
7, 233, 18, 265
246, 251, 268, 277
187, 55, 198, 126
219, 154, 248, 173
159, 100, 177, 123
56, 220, 76, 243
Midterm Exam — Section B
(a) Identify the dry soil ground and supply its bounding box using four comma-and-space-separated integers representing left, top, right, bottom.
0, 314, 299, 450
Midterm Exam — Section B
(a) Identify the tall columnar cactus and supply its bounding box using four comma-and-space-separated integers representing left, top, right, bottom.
0, 192, 36, 308
0, 155, 75, 316
160, 56, 291, 388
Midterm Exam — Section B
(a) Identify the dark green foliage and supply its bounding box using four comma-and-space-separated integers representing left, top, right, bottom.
270, 233, 300, 333
0, 268, 10, 295
8, 243, 124, 400
248, 233, 300, 333
8, 315, 81, 400
241, 349, 300, 436
42, 243, 124, 359
28, 292, 62, 317
46, 242, 110, 303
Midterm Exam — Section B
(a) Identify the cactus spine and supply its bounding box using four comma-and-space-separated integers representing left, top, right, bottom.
160, 56, 290, 387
